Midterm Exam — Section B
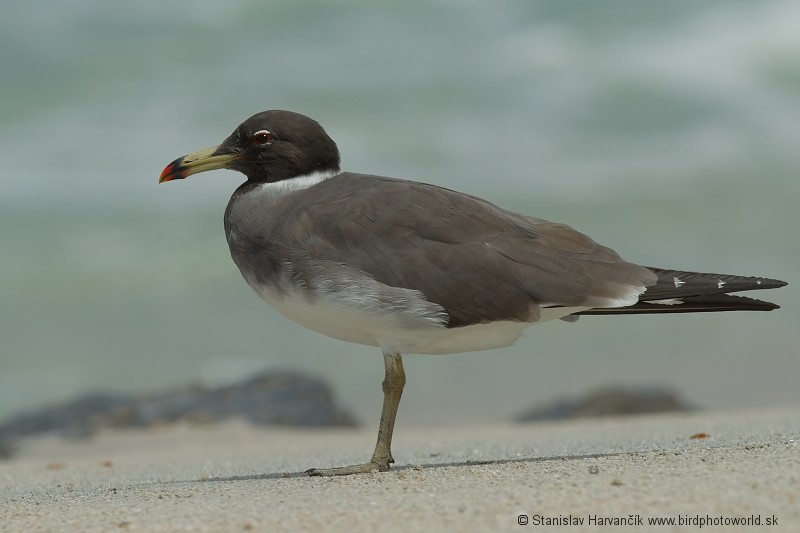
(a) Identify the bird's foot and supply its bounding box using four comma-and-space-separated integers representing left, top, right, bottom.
306, 458, 392, 477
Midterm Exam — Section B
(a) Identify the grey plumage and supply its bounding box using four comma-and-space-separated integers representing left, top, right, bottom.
225, 173, 661, 328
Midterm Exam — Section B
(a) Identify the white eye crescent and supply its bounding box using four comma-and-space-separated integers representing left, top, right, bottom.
251, 130, 273, 145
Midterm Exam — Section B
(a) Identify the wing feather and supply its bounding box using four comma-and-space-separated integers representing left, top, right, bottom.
264, 173, 656, 327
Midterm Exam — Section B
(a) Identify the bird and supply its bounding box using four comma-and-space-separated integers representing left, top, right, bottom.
159, 110, 786, 476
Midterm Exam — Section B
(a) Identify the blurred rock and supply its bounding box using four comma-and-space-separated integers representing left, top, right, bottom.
514, 386, 694, 422
0, 371, 356, 458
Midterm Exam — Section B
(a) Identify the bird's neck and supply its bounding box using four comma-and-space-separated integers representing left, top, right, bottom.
235, 169, 342, 209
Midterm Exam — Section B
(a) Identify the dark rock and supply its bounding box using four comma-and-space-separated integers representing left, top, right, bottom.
0, 371, 356, 458
514, 386, 694, 422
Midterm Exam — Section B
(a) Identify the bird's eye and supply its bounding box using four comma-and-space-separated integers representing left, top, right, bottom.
251, 130, 273, 145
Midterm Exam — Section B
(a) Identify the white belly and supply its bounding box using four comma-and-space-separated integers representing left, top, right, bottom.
251, 281, 586, 355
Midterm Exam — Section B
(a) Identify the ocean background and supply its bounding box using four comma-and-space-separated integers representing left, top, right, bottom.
2, 0, 798, 426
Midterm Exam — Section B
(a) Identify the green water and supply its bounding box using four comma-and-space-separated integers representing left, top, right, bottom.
2, 0, 798, 425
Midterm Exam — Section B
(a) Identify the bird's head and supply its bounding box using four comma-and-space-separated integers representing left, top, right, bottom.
159, 110, 340, 184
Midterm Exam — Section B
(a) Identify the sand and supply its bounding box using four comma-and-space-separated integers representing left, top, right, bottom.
2, 405, 798, 532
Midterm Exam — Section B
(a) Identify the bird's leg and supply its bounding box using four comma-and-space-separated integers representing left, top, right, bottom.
369, 351, 405, 467
307, 351, 405, 476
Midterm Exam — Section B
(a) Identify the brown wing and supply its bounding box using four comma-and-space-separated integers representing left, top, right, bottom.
266, 173, 657, 328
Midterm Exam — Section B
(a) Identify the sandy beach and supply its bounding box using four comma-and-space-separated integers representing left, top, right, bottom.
2, 405, 798, 532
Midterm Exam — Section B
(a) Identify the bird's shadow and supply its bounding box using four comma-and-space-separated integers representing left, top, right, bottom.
191, 450, 634, 483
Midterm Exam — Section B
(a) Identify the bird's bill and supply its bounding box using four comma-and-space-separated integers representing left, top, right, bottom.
159, 146, 240, 183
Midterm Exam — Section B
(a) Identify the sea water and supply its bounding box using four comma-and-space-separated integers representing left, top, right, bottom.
1, 0, 798, 424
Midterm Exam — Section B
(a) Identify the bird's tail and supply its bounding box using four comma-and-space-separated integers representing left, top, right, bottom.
574, 267, 787, 315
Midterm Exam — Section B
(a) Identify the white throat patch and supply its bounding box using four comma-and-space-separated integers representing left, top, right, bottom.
238, 169, 342, 211
262, 169, 341, 197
